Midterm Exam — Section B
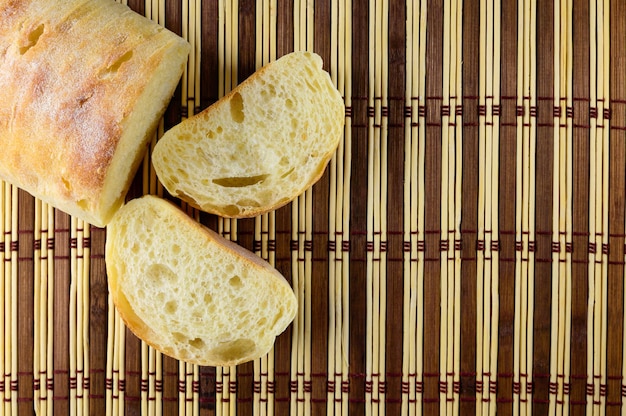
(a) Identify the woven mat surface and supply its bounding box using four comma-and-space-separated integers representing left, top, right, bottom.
3, 0, 626, 415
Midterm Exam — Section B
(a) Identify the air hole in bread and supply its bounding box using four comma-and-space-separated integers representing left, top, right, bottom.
221, 205, 240, 217
189, 337, 206, 349
146, 264, 176, 287
172, 244, 181, 254
230, 92, 245, 123
206, 130, 215, 139
77, 199, 88, 210
176, 168, 189, 180
104, 50, 134, 74
228, 275, 243, 288
237, 199, 261, 208
212, 174, 269, 188
203, 293, 213, 304
285, 98, 294, 109
305, 78, 320, 93
19, 24, 44, 55
210, 338, 256, 363
61, 176, 71, 192
281, 167, 295, 179
165, 300, 177, 314
196, 146, 209, 160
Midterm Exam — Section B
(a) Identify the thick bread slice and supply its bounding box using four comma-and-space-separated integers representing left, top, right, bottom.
0, 0, 190, 227
105, 195, 298, 366
152, 51, 344, 218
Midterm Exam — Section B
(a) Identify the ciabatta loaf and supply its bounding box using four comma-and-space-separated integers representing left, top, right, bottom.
152, 51, 344, 218
105, 195, 298, 366
0, 0, 190, 227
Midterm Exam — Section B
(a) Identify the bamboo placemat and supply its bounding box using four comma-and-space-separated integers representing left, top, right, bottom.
3, 0, 626, 414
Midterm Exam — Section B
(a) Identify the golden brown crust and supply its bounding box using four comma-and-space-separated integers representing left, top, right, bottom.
0, 0, 189, 226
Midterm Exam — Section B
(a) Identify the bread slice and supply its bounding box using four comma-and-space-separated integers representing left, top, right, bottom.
0, 0, 190, 227
152, 51, 345, 218
105, 195, 298, 366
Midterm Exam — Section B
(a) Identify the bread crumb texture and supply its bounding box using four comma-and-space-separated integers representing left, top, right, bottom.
152, 51, 345, 218
106, 196, 297, 366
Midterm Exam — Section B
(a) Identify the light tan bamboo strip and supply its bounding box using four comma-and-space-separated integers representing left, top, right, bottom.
69, 217, 79, 416
489, 1, 501, 413
401, 0, 417, 413
327, 1, 351, 415
528, 0, 536, 412
416, 1, 426, 413
366, 0, 381, 413
550, 0, 563, 413
0, 181, 5, 415
527, 1, 538, 413
327, 0, 340, 413
304, 190, 313, 416
9, 185, 17, 416
563, 3, 574, 415
514, 0, 536, 414
46, 204, 54, 415
36, 201, 54, 416
599, 0, 610, 412
485, 0, 495, 412
477, 0, 488, 410
35, 202, 54, 416
440, 0, 451, 408
588, 0, 606, 413
453, 1, 463, 413
341, 0, 352, 408
69, 217, 89, 414
83, 223, 91, 416
2, 182, 13, 416
290, 195, 306, 416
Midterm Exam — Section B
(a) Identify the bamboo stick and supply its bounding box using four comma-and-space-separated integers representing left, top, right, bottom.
45, 203, 55, 416
9, 185, 17, 416
451, 0, 463, 414
1, 181, 6, 412
489, 1, 502, 414
527, 2, 537, 414
440, 0, 450, 412
599, 0, 610, 413
587, 0, 600, 413
477, 0, 488, 410
402, 0, 419, 414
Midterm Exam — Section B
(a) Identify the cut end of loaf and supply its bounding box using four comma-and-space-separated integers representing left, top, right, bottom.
152, 51, 345, 218
0, 0, 190, 227
105, 195, 298, 366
